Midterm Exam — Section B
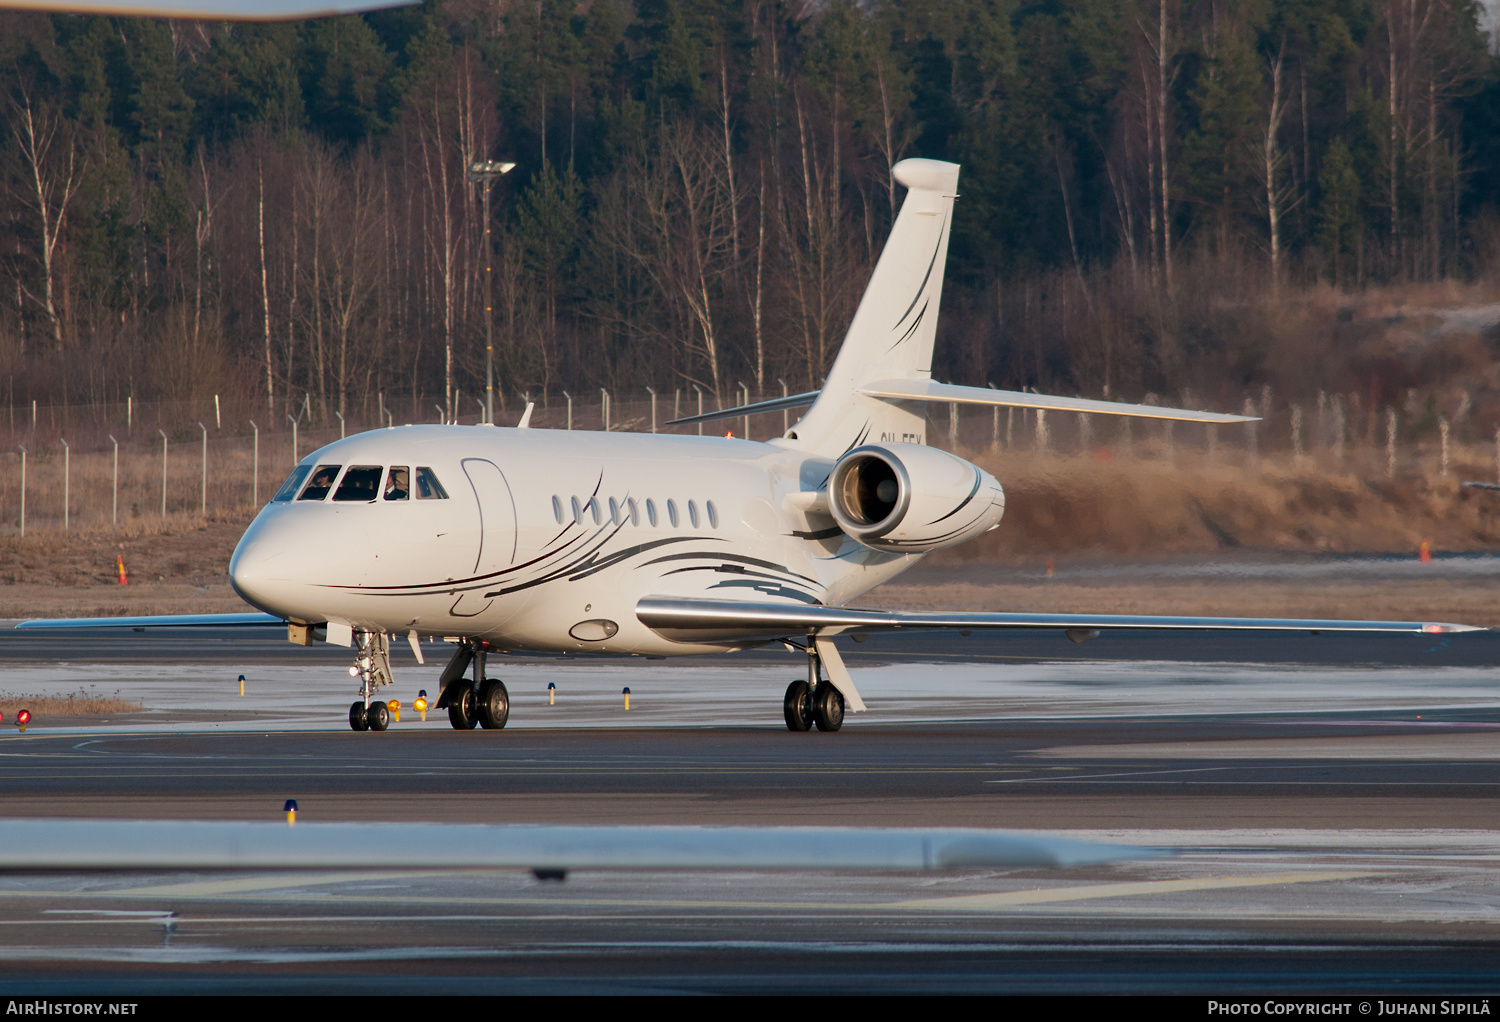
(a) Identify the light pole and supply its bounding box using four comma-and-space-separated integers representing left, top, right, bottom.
468, 159, 516, 426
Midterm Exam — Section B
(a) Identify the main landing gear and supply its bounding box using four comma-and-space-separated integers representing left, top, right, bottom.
435, 641, 509, 731
783, 639, 843, 732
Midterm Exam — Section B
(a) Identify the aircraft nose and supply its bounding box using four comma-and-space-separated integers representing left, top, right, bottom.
230, 511, 295, 615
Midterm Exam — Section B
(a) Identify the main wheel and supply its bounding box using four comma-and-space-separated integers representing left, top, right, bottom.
447, 685, 477, 730
783, 679, 813, 732
478, 678, 509, 730
813, 683, 844, 732
348, 701, 369, 731
367, 700, 390, 731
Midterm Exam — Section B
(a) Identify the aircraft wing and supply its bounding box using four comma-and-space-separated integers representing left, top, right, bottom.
0, 819, 1154, 871
636, 597, 1482, 644
14, 612, 282, 630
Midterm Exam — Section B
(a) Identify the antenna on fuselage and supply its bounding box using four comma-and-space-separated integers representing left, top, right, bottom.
517, 402, 535, 429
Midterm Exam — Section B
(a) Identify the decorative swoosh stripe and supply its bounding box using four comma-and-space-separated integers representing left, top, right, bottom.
892, 211, 948, 330
927, 469, 983, 525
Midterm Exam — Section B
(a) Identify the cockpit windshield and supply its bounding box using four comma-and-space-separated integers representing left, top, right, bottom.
333, 466, 383, 502
271, 465, 312, 503
298, 465, 341, 501
285, 464, 445, 503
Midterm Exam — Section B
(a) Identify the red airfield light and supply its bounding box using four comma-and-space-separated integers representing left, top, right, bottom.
16, 710, 30, 724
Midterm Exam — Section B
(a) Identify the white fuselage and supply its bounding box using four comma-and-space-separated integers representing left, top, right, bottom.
229, 425, 924, 655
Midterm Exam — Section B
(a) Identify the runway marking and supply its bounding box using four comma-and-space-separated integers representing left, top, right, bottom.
0, 872, 1382, 915
102, 871, 436, 897
878, 872, 1381, 911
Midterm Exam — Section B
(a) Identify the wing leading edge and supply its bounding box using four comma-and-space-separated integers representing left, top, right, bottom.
14, 612, 283, 630
636, 596, 1481, 644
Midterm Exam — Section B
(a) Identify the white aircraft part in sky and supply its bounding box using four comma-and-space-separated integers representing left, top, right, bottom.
15, 159, 1484, 734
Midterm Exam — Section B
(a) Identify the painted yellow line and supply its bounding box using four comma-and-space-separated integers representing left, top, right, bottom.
879, 872, 1381, 911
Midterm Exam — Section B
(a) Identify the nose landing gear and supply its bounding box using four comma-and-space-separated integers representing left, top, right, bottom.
347, 630, 396, 732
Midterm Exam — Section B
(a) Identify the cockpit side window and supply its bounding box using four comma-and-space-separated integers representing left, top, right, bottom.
272, 465, 313, 503
333, 465, 383, 502
414, 467, 449, 499
385, 466, 410, 501
298, 465, 342, 501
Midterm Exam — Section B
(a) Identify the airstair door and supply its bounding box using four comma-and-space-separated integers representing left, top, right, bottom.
448, 457, 516, 618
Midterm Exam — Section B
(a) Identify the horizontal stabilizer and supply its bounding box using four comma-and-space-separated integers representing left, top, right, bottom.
667, 390, 819, 427
663, 381, 1254, 430
15, 612, 282, 630
0, 819, 1153, 871
637, 597, 1481, 644
860, 379, 1257, 424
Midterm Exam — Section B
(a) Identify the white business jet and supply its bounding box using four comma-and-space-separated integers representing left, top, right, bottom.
18, 159, 1481, 732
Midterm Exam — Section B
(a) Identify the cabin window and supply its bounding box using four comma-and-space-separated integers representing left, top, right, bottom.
706, 500, 719, 529
414, 467, 449, 499
587, 497, 601, 525
571, 496, 583, 524
384, 467, 410, 501
298, 465, 341, 501
608, 497, 620, 525
688, 500, 699, 528
646, 499, 658, 527
272, 465, 312, 503
334, 466, 383, 502
626, 498, 639, 526
667, 499, 679, 527
552, 496, 564, 524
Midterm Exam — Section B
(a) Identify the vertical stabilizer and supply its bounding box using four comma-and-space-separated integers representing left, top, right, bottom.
789, 159, 959, 457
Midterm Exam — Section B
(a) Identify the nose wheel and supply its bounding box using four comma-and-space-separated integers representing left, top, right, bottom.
349, 701, 368, 731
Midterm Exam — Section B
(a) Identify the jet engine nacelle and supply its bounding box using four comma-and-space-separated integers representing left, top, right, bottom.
828, 443, 1005, 552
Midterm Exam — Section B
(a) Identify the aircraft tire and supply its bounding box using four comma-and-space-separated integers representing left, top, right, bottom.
367, 700, 390, 731
783, 680, 813, 732
447, 686, 478, 730
348, 701, 368, 732
812, 683, 844, 732
478, 678, 509, 730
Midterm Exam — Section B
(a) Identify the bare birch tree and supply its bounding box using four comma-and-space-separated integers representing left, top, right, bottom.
10, 89, 81, 353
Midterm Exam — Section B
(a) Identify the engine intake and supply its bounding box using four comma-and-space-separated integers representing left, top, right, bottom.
828, 444, 1004, 552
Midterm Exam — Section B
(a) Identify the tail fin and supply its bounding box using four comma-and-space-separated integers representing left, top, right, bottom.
789, 158, 959, 457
